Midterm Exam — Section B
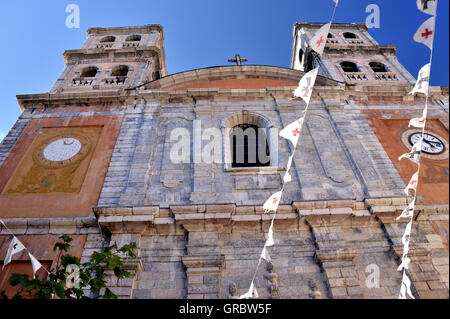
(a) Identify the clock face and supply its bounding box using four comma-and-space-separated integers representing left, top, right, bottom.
33, 133, 91, 168
409, 132, 445, 154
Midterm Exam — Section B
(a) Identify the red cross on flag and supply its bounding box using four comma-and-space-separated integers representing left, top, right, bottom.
408, 106, 427, 129
404, 171, 419, 196
3, 236, 26, 269
263, 190, 283, 212
310, 22, 331, 56
293, 67, 319, 104
417, 0, 437, 16
280, 116, 305, 147
410, 63, 431, 96
239, 282, 259, 299
413, 16, 436, 50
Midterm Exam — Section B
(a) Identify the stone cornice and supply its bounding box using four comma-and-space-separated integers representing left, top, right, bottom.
324, 44, 397, 56
63, 46, 162, 64
87, 24, 164, 37
15, 76, 449, 111
90, 199, 449, 235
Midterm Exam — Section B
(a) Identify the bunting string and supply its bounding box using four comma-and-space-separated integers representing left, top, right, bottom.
240, 0, 339, 299
0, 219, 50, 277
396, 0, 439, 299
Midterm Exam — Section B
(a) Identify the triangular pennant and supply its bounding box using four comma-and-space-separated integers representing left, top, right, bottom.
417, 0, 437, 16
260, 247, 271, 262
413, 16, 436, 50
404, 171, 419, 196
399, 138, 422, 164
263, 191, 283, 212
239, 282, 259, 299
280, 117, 305, 147
28, 253, 43, 277
408, 106, 427, 128
399, 271, 415, 299
3, 236, 26, 269
265, 221, 275, 247
310, 23, 331, 56
293, 68, 319, 105
283, 154, 295, 183
409, 63, 431, 96
396, 201, 415, 221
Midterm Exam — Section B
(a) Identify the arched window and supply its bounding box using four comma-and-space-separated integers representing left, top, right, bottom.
369, 62, 389, 73
327, 33, 335, 38
125, 35, 141, 42
100, 36, 116, 43
231, 124, 270, 168
343, 32, 358, 39
340, 61, 359, 73
80, 66, 98, 78
111, 65, 129, 77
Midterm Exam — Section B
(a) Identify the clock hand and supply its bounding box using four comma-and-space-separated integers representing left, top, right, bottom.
422, 140, 437, 150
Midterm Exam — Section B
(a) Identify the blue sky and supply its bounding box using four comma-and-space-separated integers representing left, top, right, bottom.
0, 0, 448, 142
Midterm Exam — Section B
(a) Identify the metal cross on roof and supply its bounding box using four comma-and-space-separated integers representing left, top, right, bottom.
228, 53, 248, 66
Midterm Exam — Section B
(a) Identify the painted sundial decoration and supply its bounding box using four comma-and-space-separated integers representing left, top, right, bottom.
33, 134, 90, 168
4, 127, 101, 194
401, 129, 449, 160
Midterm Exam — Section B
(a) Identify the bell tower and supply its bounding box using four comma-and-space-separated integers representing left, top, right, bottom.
50, 24, 167, 93
291, 22, 416, 86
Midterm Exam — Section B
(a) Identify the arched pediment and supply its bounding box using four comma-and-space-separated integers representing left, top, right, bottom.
143, 65, 341, 91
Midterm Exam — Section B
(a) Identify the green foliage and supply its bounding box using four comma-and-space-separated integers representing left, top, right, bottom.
1, 235, 136, 299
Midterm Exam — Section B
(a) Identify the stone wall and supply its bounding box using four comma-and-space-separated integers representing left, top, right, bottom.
91, 199, 448, 299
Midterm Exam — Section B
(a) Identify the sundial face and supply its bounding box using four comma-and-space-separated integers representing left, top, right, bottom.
43, 138, 82, 161
409, 132, 445, 155
33, 133, 91, 168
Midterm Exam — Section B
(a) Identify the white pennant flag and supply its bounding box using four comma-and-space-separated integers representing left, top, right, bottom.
265, 222, 275, 247
310, 23, 331, 57
399, 138, 422, 164
293, 68, 319, 104
28, 253, 43, 277
413, 16, 436, 50
333, 0, 339, 4
396, 201, 416, 221
399, 271, 415, 299
397, 220, 413, 271
260, 246, 271, 262
280, 117, 305, 147
283, 154, 295, 183
263, 190, 283, 212
404, 171, 419, 196
409, 106, 427, 128
410, 63, 431, 96
417, 0, 437, 16
3, 236, 26, 269
239, 282, 259, 299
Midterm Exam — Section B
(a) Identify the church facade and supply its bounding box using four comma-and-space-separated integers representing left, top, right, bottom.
0, 23, 448, 299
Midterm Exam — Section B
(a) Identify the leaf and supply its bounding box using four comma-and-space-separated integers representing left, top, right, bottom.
59, 235, 73, 243
1, 291, 8, 299
54, 242, 70, 252
61, 254, 80, 268
103, 288, 118, 299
